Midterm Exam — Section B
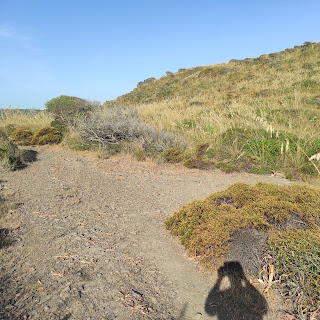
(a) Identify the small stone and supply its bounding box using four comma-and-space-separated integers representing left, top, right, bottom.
39, 295, 52, 304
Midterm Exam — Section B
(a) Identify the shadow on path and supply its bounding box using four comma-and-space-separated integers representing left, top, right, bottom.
205, 261, 268, 320
22, 149, 38, 163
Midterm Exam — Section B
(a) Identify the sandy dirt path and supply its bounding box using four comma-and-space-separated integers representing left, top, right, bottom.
0, 146, 293, 319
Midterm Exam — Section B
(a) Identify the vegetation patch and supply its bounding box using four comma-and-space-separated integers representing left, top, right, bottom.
9, 128, 34, 146
0, 130, 26, 170
78, 106, 178, 158
213, 128, 320, 176
165, 182, 320, 317
183, 143, 213, 169
162, 148, 183, 163
31, 127, 62, 145
102, 42, 320, 178
215, 161, 237, 173
0, 109, 53, 132
46, 95, 99, 128
268, 229, 320, 316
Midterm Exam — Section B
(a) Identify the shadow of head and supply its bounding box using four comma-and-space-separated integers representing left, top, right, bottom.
205, 261, 268, 320
218, 261, 244, 277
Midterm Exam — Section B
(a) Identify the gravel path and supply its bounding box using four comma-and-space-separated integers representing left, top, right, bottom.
0, 146, 293, 320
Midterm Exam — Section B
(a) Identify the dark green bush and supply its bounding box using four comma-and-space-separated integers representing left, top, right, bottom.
9, 128, 34, 145
31, 127, 62, 145
162, 148, 183, 163
0, 130, 25, 170
46, 95, 99, 127
215, 162, 237, 173
183, 143, 213, 169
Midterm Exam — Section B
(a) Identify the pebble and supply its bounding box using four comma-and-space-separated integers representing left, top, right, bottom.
39, 295, 52, 304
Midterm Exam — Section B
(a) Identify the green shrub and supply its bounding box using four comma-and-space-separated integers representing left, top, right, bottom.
0, 130, 25, 170
134, 148, 146, 161
9, 128, 34, 145
31, 127, 62, 145
183, 158, 200, 169
46, 95, 99, 127
162, 148, 183, 163
183, 143, 213, 169
215, 161, 237, 173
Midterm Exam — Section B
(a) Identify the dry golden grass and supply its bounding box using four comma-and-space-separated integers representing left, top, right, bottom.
0, 109, 53, 132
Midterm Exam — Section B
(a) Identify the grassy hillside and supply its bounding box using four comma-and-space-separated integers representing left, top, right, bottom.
104, 42, 320, 177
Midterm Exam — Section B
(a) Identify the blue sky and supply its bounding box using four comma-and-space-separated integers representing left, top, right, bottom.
0, 0, 319, 109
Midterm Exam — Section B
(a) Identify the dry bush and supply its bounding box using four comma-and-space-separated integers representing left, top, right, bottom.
78, 106, 177, 155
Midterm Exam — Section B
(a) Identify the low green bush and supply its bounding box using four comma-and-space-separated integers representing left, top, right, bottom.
183, 143, 213, 169
45, 95, 99, 127
9, 128, 34, 145
162, 148, 183, 163
31, 127, 62, 145
0, 130, 25, 170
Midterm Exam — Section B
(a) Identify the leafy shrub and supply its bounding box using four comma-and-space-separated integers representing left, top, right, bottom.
78, 106, 176, 156
0, 130, 25, 170
46, 95, 99, 127
10, 128, 34, 145
31, 127, 62, 145
215, 161, 237, 173
183, 143, 213, 169
162, 148, 183, 163
165, 182, 320, 317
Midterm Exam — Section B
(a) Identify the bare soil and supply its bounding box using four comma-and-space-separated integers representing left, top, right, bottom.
0, 146, 294, 320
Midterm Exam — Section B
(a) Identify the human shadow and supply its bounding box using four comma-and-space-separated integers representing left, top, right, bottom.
205, 261, 268, 320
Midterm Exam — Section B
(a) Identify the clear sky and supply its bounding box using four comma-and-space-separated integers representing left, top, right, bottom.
0, 0, 319, 109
